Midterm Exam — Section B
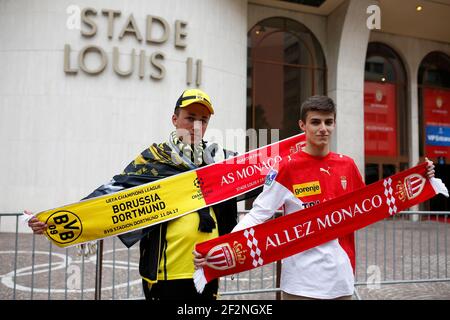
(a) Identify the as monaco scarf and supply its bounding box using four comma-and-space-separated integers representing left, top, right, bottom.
193, 163, 448, 293
33, 133, 306, 248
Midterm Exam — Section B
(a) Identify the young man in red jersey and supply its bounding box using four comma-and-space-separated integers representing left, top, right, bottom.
195, 95, 435, 300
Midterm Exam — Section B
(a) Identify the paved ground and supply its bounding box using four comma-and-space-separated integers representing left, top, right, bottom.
355, 282, 450, 300
1, 216, 449, 300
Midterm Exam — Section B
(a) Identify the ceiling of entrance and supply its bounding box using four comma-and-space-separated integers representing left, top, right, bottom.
251, 0, 346, 15
379, 0, 450, 44
251, 0, 450, 43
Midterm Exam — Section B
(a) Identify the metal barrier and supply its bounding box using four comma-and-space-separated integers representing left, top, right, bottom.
1, 211, 449, 300
0, 213, 143, 300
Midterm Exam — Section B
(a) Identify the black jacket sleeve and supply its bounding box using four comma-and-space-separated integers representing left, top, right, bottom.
213, 198, 238, 236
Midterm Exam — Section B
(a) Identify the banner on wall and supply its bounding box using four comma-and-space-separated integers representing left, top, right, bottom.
424, 88, 450, 159
364, 81, 397, 157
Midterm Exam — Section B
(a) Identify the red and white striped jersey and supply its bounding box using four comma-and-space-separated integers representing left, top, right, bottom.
234, 150, 365, 299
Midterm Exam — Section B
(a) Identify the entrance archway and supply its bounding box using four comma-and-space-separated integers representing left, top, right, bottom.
364, 42, 409, 184
247, 17, 327, 142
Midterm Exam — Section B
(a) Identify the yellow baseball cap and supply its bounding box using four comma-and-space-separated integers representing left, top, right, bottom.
175, 89, 214, 114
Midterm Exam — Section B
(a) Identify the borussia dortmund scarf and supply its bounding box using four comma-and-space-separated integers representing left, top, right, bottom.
83, 131, 228, 247
193, 163, 448, 293
33, 133, 306, 248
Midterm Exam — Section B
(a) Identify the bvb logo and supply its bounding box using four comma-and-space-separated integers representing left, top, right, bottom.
45, 210, 83, 244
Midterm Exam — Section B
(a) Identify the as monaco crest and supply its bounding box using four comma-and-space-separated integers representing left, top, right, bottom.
396, 174, 426, 202
341, 176, 347, 190
205, 242, 247, 270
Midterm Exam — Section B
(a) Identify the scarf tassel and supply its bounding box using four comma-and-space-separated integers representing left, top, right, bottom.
430, 177, 449, 197
193, 267, 207, 293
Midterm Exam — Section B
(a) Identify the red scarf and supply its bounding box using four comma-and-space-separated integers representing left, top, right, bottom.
194, 163, 448, 293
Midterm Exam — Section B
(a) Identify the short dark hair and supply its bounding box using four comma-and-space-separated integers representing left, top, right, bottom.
300, 95, 336, 122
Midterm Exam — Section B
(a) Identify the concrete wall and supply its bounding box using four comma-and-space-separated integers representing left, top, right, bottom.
0, 0, 248, 222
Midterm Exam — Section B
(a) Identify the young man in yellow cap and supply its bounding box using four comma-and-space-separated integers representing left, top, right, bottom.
27, 89, 238, 300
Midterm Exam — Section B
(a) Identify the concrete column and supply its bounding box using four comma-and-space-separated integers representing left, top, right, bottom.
327, 0, 376, 177
409, 71, 420, 168
408, 55, 424, 219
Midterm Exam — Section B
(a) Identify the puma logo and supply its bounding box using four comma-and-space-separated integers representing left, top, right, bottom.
320, 167, 331, 176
